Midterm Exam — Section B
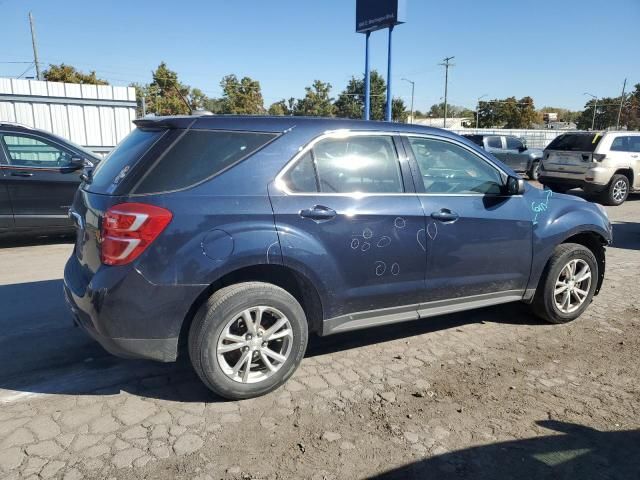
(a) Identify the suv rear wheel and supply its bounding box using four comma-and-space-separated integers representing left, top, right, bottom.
189, 282, 308, 400
531, 243, 598, 324
600, 174, 629, 206
528, 160, 540, 181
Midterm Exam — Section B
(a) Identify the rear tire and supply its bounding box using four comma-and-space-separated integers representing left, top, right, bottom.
528, 160, 540, 181
189, 282, 308, 400
531, 243, 598, 324
600, 174, 629, 206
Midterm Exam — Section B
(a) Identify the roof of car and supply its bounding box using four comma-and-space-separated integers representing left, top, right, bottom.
134, 114, 462, 139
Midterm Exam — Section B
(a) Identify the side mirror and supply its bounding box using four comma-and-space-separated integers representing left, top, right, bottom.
506, 175, 526, 195
518, 145, 527, 152
69, 156, 94, 170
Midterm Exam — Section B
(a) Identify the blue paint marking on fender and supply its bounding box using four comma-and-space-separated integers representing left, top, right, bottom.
531, 189, 553, 225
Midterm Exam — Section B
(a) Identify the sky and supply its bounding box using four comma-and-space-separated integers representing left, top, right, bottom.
1, 0, 639, 112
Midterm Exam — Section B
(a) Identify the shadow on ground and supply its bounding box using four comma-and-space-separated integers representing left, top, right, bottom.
0, 275, 545, 403
611, 222, 640, 251
371, 420, 640, 480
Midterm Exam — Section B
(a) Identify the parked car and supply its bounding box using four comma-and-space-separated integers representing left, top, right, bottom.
462, 134, 543, 180
539, 131, 640, 206
0, 122, 100, 237
63, 116, 611, 400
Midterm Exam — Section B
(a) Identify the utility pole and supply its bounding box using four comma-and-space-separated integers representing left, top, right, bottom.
616, 78, 627, 130
439, 56, 455, 128
401, 78, 415, 123
28, 12, 41, 80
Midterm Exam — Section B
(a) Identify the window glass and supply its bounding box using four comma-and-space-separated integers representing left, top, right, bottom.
311, 136, 403, 194
90, 128, 163, 191
1, 134, 73, 167
610, 136, 628, 151
134, 130, 277, 193
408, 137, 503, 195
284, 151, 318, 192
486, 136, 502, 149
546, 133, 602, 152
506, 137, 524, 150
629, 137, 640, 153
463, 135, 484, 147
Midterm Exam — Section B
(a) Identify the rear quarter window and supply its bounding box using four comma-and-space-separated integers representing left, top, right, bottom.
546, 133, 602, 152
132, 130, 277, 194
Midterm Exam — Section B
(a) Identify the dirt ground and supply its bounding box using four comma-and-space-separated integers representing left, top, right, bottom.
0, 193, 638, 480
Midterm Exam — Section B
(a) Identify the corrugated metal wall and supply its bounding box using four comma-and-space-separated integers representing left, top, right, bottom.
0, 78, 137, 155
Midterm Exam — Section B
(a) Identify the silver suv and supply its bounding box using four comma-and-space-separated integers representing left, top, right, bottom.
539, 131, 640, 205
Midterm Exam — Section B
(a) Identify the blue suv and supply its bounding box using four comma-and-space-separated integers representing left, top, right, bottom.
64, 116, 611, 399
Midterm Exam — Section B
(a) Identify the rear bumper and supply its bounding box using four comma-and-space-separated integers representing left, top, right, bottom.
63, 255, 203, 362
539, 166, 612, 189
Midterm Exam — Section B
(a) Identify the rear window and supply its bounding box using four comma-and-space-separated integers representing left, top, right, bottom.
133, 130, 277, 194
89, 129, 163, 191
546, 133, 603, 152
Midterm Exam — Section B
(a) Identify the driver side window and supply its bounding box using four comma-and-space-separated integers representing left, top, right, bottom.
1, 134, 73, 168
407, 137, 503, 195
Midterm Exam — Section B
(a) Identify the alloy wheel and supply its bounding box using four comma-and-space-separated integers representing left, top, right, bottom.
553, 259, 592, 314
216, 306, 293, 384
612, 179, 628, 203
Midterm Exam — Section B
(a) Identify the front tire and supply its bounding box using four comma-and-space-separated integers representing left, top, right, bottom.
600, 174, 629, 206
189, 282, 308, 400
531, 243, 598, 324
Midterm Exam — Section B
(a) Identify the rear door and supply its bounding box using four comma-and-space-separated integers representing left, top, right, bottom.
270, 132, 427, 319
543, 133, 603, 175
0, 132, 81, 228
0, 144, 14, 230
607, 135, 640, 189
403, 134, 532, 302
505, 136, 529, 172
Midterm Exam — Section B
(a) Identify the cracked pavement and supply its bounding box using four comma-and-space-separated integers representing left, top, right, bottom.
0, 192, 638, 479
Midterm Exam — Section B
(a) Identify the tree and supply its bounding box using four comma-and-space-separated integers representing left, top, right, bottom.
142, 62, 192, 116
334, 70, 390, 121
220, 75, 265, 114
294, 80, 334, 117
392, 98, 407, 122
268, 100, 290, 116
43, 64, 108, 85
575, 83, 640, 131
473, 96, 537, 128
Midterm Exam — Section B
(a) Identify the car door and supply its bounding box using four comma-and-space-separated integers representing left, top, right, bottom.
484, 135, 508, 162
505, 136, 529, 173
270, 132, 428, 322
608, 135, 640, 189
0, 132, 82, 228
0, 146, 14, 230
402, 134, 532, 304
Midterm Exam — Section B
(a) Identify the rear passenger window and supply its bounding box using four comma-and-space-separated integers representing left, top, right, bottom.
133, 130, 277, 193
282, 135, 404, 194
506, 137, 524, 150
487, 137, 502, 149
611, 136, 640, 152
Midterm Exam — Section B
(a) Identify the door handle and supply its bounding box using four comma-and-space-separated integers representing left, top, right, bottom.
10, 171, 34, 177
299, 205, 337, 221
431, 209, 459, 222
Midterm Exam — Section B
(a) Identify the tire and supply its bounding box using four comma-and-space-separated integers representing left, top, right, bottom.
531, 243, 598, 324
528, 160, 540, 181
189, 282, 308, 400
600, 174, 629, 206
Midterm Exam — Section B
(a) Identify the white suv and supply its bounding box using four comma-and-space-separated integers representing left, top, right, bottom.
539, 131, 640, 205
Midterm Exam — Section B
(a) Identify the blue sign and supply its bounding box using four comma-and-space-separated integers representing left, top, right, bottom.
356, 0, 406, 33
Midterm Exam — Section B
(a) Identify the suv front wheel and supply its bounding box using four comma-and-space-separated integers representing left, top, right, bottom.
600, 174, 629, 206
531, 243, 598, 324
189, 282, 308, 400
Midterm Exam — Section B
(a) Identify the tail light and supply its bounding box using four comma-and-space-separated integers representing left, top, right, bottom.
101, 203, 172, 266
593, 153, 606, 162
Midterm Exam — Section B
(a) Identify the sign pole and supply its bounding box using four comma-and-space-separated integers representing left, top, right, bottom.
385, 25, 394, 122
364, 31, 371, 121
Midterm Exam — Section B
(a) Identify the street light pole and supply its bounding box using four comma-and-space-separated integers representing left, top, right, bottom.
616, 78, 627, 130
476, 94, 488, 129
584, 93, 598, 130
401, 78, 415, 123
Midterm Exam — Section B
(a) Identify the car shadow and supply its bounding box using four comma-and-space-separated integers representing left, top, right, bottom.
611, 222, 640, 251
0, 234, 74, 249
371, 420, 640, 480
0, 278, 545, 403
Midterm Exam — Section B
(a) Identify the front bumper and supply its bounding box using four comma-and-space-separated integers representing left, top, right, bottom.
63, 255, 202, 362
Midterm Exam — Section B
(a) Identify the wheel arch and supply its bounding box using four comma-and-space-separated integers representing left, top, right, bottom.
559, 231, 607, 295
613, 168, 634, 185
178, 264, 324, 357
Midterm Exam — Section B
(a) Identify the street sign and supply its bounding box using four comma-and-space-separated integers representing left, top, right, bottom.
355, 0, 406, 33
